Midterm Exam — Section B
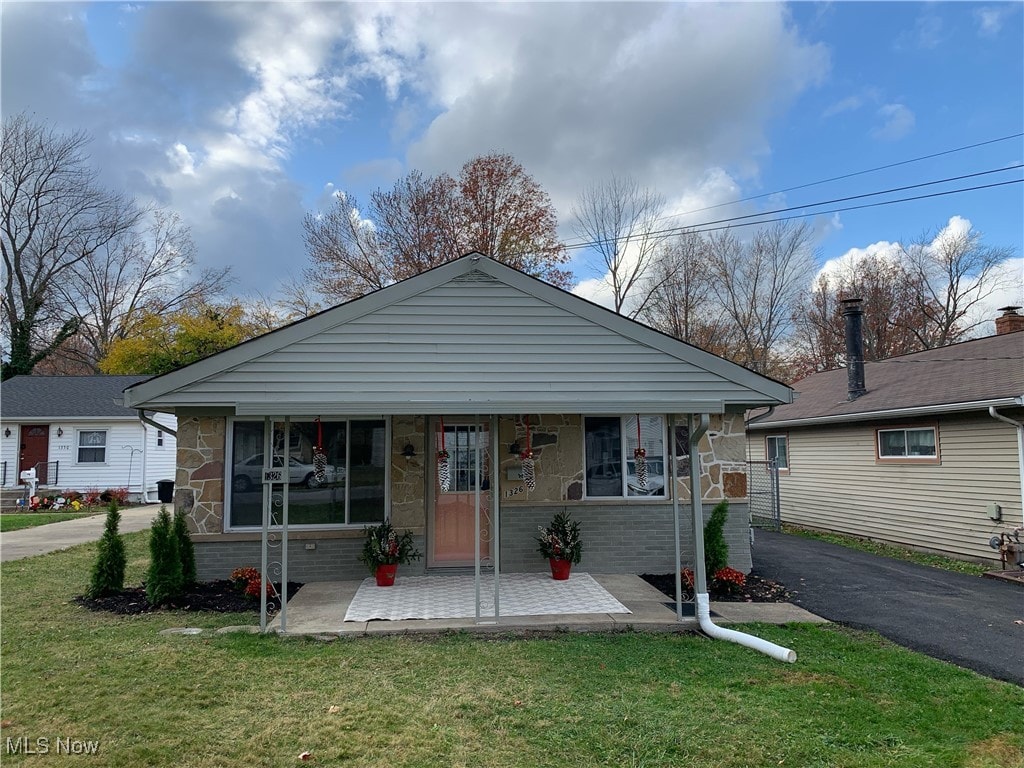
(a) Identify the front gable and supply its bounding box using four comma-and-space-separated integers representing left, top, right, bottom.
125, 255, 791, 415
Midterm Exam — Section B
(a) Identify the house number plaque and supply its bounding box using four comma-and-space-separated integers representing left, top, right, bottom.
262, 469, 285, 484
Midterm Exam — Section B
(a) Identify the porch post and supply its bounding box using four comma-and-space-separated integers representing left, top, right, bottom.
491, 414, 500, 620
670, 414, 683, 622
259, 417, 272, 632
280, 417, 290, 633
473, 413, 482, 621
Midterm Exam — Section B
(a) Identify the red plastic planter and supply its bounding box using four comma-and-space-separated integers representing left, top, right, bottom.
375, 563, 398, 587
549, 558, 572, 581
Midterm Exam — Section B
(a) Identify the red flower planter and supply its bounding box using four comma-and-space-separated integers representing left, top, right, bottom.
549, 558, 572, 581
375, 563, 398, 587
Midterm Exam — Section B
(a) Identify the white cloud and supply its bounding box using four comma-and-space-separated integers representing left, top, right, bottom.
871, 104, 915, 141
975, 6, 1018, 36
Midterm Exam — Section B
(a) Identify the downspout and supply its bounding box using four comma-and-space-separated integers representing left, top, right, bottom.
689, 413, 797, 663
989, 405, 1024, 527
137, 410, 174, 503
137, 409, 176, 438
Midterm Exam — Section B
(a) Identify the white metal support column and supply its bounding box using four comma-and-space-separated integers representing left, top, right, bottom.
259, 417, 272, 632
280, 418, 290, 633
491, 414, 500, 620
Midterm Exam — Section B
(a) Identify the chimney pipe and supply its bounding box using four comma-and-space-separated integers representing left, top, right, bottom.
995, 306, 1024, 336
842, 297, 866, 400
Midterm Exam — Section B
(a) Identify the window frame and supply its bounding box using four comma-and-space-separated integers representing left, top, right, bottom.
224, 416, 391, 531
582, 415, 668, 500
76, 429, 108, 465
875, 424, 940, 464
765, 434, 790, 472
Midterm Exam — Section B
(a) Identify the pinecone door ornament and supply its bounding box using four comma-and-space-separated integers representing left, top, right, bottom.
312, 417, 327, 485
633, 415, 648, 490
520, 414, 536, 491
437, 416, 451, 493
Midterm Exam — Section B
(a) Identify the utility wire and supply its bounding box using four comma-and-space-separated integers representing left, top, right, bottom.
646, 178, 1023, 241
564, 164, 1022, 251
561, 131, 1024, 247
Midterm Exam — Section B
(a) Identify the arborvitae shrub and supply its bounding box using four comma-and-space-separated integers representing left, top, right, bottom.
87, 505, 127, 598
704, 500, 730, 576
173, 508, 197, 588
146, 506, 183, 606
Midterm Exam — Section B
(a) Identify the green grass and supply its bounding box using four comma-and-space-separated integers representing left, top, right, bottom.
1, 533, 1021, 767
781, 524, 994, 576
0, 511, 102, 532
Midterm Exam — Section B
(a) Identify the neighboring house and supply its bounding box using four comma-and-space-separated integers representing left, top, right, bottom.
123, 254, 792, 582
748, 302, 1024, 565
0, 375, 177, 502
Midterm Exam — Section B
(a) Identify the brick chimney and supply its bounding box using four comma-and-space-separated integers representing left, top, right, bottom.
841, 297, 866, 400
995, 306, 1024, 336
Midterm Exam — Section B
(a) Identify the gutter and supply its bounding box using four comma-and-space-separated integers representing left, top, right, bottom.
137, 410, 175, 504
137, 409, 177, 439
677, 413, 796, 663
989, 405, 1024, 527
748, 397, 1022, 430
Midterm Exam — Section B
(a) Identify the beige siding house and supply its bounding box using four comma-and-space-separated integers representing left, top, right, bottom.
748, 309, 1024, 565
123, 254, 792, 584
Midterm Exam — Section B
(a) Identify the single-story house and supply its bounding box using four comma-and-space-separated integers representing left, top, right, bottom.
0, 375, 177, 502
123, 254, 793, 583
748, 301, 1024, 565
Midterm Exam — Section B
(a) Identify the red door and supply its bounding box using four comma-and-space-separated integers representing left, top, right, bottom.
431, 420, 491, 566
19, 425, 49, 485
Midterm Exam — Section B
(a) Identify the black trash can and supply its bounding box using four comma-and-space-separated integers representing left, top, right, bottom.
156, 479, 174, 504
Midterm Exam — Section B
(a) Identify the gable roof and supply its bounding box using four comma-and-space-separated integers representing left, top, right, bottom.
124, 254, 792, 416
749, 331, 1024, 429
1, 375, 150, 420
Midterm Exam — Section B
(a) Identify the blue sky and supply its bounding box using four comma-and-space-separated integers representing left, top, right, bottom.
2, 1, 1021, 313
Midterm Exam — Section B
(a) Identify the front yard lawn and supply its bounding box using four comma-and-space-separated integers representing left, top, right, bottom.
1, 532, 1021, 767
0, 511, 103, 532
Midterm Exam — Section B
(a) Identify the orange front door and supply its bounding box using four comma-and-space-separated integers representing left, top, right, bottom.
431, 420, 491, 566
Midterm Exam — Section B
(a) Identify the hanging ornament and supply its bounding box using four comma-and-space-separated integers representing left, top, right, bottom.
312, 417, 327, 485
633, 415, 648, 490
520, 415, 536, 491
437, 417, 451, 492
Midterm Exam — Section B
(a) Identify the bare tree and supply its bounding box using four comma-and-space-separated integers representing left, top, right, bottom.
791, 254, 929, 374
53, 210, 232, 371
245, 276, 325, 334
303, 193, 390, 302
707, 221, 817, 375
899, 223, 1016, 348
457, 152, 571, 286
1, 113, 143, 379
640, 229, 732, 353
572, 175, 666, 316
306, 153, 571, 303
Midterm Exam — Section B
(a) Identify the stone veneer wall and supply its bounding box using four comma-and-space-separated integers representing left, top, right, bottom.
496, 413, 748, 504
174, 415, 226, 534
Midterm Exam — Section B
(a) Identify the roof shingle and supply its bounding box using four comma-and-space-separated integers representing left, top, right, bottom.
750, 331, 1024, 427
1, 376, 149, 419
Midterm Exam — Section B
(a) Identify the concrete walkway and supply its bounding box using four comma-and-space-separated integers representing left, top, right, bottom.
0, 504, 162, 562
752, 529, 1024, 686
269, 573, 826, 636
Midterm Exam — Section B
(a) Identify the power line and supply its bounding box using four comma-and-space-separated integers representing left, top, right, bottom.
564, 164, 1022, 251
561, 131, 1024, 247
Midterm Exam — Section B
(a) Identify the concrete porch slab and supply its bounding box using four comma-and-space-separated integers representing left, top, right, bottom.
269, 574, 826, 636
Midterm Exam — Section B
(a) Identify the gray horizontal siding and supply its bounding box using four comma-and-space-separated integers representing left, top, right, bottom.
165, 277, 764, 409
750, 413, 1021, 562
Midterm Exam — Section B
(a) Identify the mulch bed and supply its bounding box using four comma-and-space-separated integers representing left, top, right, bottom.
74, 580, 304, 615
640, 572, 791, 603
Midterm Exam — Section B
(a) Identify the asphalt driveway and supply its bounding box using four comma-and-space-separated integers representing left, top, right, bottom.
752, 529, 1024, 686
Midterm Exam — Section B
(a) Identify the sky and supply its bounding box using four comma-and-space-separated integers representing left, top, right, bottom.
2, 1, 1022, 321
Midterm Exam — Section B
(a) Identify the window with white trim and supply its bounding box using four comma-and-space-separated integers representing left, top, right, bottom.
227, 419, 386, 528
766, 435, 789, 470
78, 430, 107, 463
584, 415, 666, 498
877, 427, 936, 459
156, 430, 164, 447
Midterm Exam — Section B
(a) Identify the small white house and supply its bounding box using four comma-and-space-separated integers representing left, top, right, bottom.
0, 375, 177, 502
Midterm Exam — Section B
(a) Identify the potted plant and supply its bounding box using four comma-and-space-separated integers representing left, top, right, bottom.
358, 521, 422, 586
536, 510, 582, 580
